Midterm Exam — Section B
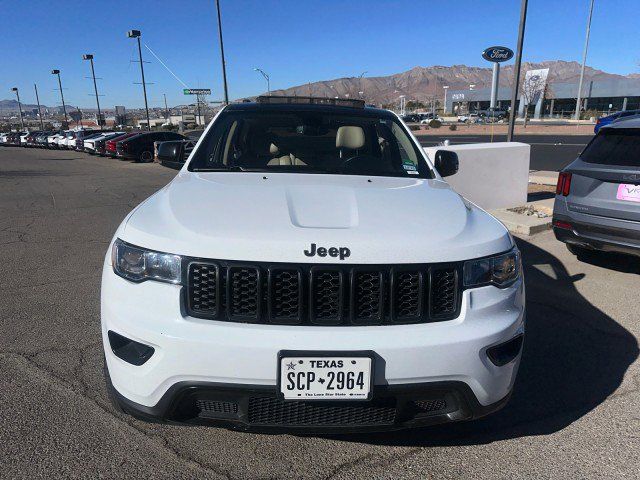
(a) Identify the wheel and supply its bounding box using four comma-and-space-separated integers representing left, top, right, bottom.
139, 150, 153, 163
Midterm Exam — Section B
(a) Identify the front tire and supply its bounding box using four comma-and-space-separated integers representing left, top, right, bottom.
139, 150, 153, 163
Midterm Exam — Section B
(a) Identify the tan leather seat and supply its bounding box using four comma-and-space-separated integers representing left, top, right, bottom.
267, 143, 307, 166
336, 126, 365, 158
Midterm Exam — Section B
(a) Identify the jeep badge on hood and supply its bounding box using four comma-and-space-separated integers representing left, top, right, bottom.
304, 243, 351, 260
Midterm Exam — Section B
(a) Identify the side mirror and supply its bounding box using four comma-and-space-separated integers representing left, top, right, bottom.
434, 150, 459, 177
157, 141, 184, 165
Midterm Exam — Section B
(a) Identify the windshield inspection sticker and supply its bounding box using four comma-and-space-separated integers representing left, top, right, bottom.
407, 170, 419, 175
402, 164, 417, 171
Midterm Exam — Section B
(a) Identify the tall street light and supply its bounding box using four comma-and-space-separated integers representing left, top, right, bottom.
127, 30, 151, 131
51, 69, 68, 124
83, 54, 103, 127
442, 85, 449, 114
575, 0, 595, 121
359, 71, 367, 99
33, 84, 44, 130
11, 87, 24, 130
254, 68, 270, 96
507, 0, 528, 142
215, 0, 229, 104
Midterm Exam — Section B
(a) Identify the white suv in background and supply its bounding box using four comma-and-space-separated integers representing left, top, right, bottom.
102, 96, 525, 432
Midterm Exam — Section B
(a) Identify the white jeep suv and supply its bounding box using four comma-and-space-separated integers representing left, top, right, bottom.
102, 97, 525, 432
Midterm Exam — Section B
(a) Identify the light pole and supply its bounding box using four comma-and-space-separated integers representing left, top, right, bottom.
359, 71, 367, 99
443, 85, 449, 114
468, 84, 476, 113
33, 84, 44, 130
399, 95, 406, 116
254, 68, 270, 96
214, 0, 229, 104
575, 0, 595, 121
127, 30, 151, 131
51, 69, 68, 124
11, 87, 24, 130
164, 93, 169, 120
507, 0, 528, 141
82, 54, 103, 127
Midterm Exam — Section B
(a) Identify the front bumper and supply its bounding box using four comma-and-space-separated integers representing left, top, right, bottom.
105, 365, 513, 432
102, 260, 525, 430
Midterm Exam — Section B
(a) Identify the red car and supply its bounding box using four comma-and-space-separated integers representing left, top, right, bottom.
105, 132, 139, 158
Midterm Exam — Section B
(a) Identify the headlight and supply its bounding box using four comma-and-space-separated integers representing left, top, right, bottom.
111, 238, 182, 284
463, 247, 521, 288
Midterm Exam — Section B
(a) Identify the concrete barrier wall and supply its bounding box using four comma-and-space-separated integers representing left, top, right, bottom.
424, 142, 530, 210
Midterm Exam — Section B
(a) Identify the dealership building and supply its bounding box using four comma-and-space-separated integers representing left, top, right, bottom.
445, 77, 640, 118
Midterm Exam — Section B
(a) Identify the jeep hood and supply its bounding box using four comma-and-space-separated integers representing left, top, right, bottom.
121, 172, 512, 263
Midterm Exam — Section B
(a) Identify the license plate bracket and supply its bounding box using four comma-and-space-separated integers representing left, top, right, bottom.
616, 183, 640, 203
277, 350, 375, 401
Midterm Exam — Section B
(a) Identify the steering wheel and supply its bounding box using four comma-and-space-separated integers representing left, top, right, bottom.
337, 154, 383, 173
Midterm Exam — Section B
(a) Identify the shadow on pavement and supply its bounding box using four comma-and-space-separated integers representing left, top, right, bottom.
572, 249, 640, 275
339, 237, 638, 446
527, 191, 555, 202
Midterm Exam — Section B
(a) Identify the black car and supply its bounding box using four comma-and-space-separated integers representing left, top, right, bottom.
400, 114, 420, 123
117, 131, 186, 162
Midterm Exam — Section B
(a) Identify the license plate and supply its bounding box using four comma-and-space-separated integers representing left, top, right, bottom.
278, 352, 373, 401
616, 183, 640, 203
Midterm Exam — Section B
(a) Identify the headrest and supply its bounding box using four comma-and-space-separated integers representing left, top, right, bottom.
336, 126, 365, 149
269, 143, 279, 155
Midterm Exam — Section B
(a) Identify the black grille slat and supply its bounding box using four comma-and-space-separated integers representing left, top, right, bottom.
430, 268, 458, 317
187, 263, 220, 318
351, 271, 384, 325
227, 267, 261, 320
186, 261, 462, 325
268, 269, 303, 323
310, 269, 344, 325
391, 270, 424, 322
248, 397, 396, 426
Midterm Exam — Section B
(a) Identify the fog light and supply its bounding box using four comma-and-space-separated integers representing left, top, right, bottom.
486, 334, 524, 367
108, 330, 154, 366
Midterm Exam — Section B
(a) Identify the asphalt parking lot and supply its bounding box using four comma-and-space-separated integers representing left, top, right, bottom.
418, 134, 593, 171
1, 147, 638, 479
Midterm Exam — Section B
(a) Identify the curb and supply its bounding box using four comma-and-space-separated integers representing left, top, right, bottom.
488, 208, 552, 236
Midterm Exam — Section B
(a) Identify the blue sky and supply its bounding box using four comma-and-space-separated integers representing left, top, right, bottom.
1, 0, 638, 109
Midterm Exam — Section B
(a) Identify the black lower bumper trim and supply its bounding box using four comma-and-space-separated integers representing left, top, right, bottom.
105, 367, 511, 433
553, 216, 640, 257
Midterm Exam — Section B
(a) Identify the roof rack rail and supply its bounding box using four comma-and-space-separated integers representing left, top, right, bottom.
256, 95, 365, 108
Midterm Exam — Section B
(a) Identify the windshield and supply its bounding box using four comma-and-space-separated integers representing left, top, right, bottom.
188, 110, 433, 178
581, 128, 640, 167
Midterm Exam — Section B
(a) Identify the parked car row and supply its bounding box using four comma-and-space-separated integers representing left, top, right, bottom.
400, 112, 444, 124
0, 128, 188, 163
457, 109, 508, 123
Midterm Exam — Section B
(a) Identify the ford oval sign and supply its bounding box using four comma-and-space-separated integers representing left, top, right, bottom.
482, 46, 514, 63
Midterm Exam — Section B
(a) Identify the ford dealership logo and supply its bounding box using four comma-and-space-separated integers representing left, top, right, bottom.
482, 46, 514, 63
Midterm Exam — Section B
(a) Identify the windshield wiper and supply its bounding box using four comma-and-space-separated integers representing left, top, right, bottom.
192, 166, 247, 172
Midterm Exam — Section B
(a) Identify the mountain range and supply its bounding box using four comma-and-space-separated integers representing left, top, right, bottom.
2, 60, 637, 111
268, 60, 639, 105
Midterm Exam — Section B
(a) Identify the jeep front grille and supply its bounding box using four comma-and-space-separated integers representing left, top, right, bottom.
186, 260, 462, 326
